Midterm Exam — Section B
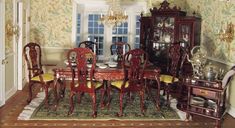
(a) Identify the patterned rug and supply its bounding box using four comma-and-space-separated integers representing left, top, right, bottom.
18, 89, 185, 120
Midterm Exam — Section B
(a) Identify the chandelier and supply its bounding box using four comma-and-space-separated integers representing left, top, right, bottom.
99, 0, 128, 27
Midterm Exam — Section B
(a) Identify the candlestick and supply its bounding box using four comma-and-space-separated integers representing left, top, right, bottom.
123, 45, 126, 54
93, 44, 96, 55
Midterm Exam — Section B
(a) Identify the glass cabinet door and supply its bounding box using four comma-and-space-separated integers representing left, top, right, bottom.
153, 17, 175, 51
178, 24, 191, 49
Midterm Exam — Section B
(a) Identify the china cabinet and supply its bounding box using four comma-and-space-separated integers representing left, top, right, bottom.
140, 0, 201, 73
185, 79, 227, 128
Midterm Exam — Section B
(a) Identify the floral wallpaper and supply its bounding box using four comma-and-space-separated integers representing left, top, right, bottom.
29, 0, 235, 63
5, 0, 14, 54
30, 0, 73, 47
185, 0, 235, 63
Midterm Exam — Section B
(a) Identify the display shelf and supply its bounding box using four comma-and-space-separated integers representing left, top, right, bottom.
186, 79, 227, 128
140, 0, 201, 73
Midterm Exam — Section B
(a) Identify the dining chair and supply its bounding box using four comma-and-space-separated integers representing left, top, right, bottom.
110, 42, 131, 63
159, 42, 183, 106
78, 41, 98, 55
23, 42, 54, 107
110, 48, 148, 116
67, 47, 104, 117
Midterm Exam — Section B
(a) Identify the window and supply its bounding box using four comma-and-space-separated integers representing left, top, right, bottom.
135, 15, 141, 48
112, 23, 128, 43
87, 14, 104, 55
76, 14, 81, 46
73, 0, 147, 58
111, 23, 128, 52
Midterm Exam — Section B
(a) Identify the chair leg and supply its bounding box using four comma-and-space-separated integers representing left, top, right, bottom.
90, 93, 97, 118
68, 93, 75, 115
77, 92, 84, 104
53, 79, 59, 108
145, 80, 151, 100
44, 85, 49, 108
27, 82, 33, 103
59, 79, 66, 98
140, 90, 145, 114
106, 86, 111, 109
166, 84, 170, 106
118, 92, 124, 117
100, 87, 105, 109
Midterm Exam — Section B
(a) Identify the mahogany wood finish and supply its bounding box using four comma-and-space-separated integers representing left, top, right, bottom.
78, 41, 98, 55
2, 85, 235, 128
185, 79, 228, 128
23, 42, 54, 107
140, 0, 201, 73
110, 42, 131, 63
111, 49, 148, 116
53, 62, 160, 112
67, 48, 103, 117
161, 42, 182, 106
144, 68, 161, 110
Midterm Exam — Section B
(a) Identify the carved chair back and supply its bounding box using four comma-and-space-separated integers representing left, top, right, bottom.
123, 49, 148, 89
78, 41, 98, 55
67, 47, 96, 92
23, 42, 43, 80
110, 42, 131, 62
168, 42, 181, 77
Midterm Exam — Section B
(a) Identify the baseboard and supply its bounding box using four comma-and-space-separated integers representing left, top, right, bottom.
0, 100, 5, 107
228, 105, 235, 118
6, 87, 17, 100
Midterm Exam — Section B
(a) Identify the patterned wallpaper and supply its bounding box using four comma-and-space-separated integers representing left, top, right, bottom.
29, 0, 235, 63
29, 0, 185, 48
30, 0, 73, 47
185, 0, 235, 63
5, 0, 13, 54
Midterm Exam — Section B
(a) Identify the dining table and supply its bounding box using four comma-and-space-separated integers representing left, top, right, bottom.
52, 60, 161, 110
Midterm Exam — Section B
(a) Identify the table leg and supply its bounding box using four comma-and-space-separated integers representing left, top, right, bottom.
107, 81, 111, 109
100, 80, 106, 109
155, 77, 161, 110
53, 77, 59, 109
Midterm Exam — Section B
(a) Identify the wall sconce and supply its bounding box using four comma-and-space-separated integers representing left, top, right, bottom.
5, 21, 19, 37
218, 22, 234, 43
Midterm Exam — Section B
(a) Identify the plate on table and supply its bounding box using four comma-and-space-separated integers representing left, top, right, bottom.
87, 64, 92, 68
98, 64, 107, 69
96, 63, 103, 67
108, 62, 118, 68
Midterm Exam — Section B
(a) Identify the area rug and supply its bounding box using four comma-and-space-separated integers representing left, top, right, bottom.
18, 89, 186, 120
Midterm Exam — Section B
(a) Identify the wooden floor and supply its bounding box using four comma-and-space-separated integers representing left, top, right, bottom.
0, 85, 235, 128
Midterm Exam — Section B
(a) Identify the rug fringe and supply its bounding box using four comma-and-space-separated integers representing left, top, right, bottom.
169, 98, 187, 120
18, 90, 187, 120
17, 91, 45, 120
160, 90, 187, 121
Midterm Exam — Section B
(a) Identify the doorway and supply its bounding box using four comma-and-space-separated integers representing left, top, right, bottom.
0, 0, 6, 107
0, 0, 25, 107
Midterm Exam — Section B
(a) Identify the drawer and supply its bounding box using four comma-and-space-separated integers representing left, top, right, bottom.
192, 88, 218, 99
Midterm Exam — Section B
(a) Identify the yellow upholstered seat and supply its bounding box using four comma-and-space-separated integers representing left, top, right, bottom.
31, 73, 54, 82
75, 81, 102, 89
160, 74, 179, 84
111, 80, 129, 89
23, 43, 55, 106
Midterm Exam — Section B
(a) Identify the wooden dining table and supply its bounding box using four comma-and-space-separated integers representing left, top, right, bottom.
52, 61, 161, 109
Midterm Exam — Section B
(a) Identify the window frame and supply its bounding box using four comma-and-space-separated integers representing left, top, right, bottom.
72, 0, 147, 59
